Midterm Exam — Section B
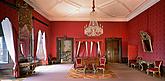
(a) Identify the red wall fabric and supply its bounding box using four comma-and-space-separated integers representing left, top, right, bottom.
0, 1, 19, 77
0, 2, 19, 32
49, 21, 128, 58
128, 0, 165, 66
128, 45, 138, 60
0, 0, 19, 59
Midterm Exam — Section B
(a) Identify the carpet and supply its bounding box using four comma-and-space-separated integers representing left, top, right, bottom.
67, 68, 117, 79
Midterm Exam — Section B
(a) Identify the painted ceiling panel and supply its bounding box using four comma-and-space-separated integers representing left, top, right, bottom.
118, 0, 146, 11
99, 1, 129, 17
24, 0, 160, 21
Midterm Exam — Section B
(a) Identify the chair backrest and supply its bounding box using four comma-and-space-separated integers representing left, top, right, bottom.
100, 57, 106, 66
136, 57, 142, 63
137, 57, 142, 60
76, 58, 83, 66
154, 60, 163, 69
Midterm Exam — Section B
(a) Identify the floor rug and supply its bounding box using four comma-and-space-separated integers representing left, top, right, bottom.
67, 68, 117, 79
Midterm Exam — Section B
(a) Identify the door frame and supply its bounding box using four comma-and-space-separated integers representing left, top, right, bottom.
105, 38, 122, 63
56, 37, 74, 63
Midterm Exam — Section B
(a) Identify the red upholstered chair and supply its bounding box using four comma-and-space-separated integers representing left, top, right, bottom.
146, 60, 163, 77
130, 57, 142, 69
74, 57, 86, 73
96, 57, 106, 74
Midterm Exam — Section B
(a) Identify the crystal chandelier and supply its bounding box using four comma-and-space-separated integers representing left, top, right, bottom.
84, 0, 103, 37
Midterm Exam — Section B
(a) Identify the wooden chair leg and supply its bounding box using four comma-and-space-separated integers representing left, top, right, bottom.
152, 72, 161, 77
103, 69, 104, 74
92, 68, 96, 74
158, 72, 161, 77
131, 64, 133, 68
141, 66, 143, 71
132, 65, 134, 68
83, 69, 85, 73
131, 64, 135, 68
146, 70, 149, 75
153, 72, 156, 77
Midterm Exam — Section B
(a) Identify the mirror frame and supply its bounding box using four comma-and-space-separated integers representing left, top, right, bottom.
140, 31, 153, 53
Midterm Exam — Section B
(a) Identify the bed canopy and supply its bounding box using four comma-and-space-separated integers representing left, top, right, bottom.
74, 38, 105, 58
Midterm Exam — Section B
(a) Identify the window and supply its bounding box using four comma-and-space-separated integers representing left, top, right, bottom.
0, 32, 9, 64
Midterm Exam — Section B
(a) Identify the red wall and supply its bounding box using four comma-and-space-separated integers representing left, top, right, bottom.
0, 1, 18, 33
0, 0, 19, 60
0, 1, 20, 77
128, 45, 138, 60
128, 0, 165, 66
49, 21, 128, 58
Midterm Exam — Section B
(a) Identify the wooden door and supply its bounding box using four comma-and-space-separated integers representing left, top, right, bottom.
56, 37, 73, 64
106, 38, 121, 63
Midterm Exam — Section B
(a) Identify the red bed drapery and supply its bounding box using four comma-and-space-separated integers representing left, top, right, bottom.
74, 38, 105, 59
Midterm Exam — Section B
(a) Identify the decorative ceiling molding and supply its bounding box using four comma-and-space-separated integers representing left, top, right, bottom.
116, 0, 131, 13
24, 0, 160, 21
127, 0, 160, 21
24, 0, 51, 19
97, 0, 115, 8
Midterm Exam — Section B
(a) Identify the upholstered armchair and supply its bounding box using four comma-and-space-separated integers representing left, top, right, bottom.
96, 57, 106, 74
146, 60, 163, 77
74, 57, 86, 73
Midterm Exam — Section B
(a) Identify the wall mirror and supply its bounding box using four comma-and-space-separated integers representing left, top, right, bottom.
140, 31, 153, 53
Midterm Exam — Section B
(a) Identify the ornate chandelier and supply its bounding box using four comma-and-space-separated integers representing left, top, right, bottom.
84, 0, 103, 37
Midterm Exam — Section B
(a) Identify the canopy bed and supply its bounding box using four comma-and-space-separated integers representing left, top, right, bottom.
74, 38, 106, 73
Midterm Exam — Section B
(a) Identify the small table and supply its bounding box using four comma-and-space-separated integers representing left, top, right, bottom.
139, 60, 154, 71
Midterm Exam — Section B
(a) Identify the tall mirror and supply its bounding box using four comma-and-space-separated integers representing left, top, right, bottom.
140, 31, 153, 53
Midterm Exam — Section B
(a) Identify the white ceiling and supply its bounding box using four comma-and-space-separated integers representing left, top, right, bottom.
24, 0, 160, 21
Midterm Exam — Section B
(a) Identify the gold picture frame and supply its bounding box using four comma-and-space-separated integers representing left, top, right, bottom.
140, 31, 153, 53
